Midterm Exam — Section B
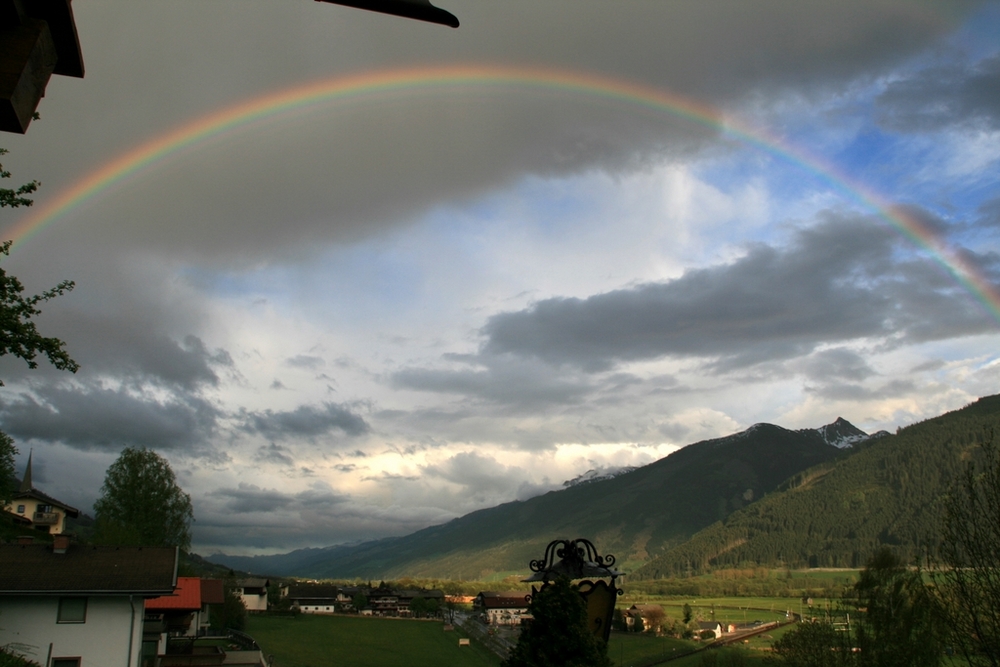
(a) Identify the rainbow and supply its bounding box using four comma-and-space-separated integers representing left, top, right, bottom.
5, 64, 1000, 323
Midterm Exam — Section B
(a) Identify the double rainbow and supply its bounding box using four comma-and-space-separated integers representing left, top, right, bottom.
5, 64, 999, 323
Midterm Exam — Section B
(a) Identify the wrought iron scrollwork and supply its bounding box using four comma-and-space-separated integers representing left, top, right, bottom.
526, 537, 621, 582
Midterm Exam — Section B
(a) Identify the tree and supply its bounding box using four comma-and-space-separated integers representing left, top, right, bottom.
93, 447, 194, 549
769, 621, 851, 667
0, 149, 77, 379
212, 585, 247, 632
851, 548, 944, 667
0, 431, 16, 506
938, 433, 1000, 667
352, 593, 368, 612
644, 607, 665, 635
503, 577, 612, 667
0, 148, 39, 209
0, 150, 77, 515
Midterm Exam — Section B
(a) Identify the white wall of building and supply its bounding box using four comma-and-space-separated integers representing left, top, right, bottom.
0, 595, 144, 667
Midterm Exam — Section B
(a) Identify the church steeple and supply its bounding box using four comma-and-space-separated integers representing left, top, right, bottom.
18, 450, 32, 493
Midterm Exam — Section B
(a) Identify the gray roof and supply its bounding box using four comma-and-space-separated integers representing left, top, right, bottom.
0, 544, 177, 595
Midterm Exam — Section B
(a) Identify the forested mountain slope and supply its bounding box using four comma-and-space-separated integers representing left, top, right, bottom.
210, 420, 856, 579
633, 394, 1000, 579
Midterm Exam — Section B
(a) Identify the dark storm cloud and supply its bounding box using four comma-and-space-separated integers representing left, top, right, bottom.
0, 313, 231, 391
0, 383, 219, 451
210, 484, 298, 514
254, 443, 295, 466
390, 357, 592, 408
240, 402, 370, 439
799, 349, 877, 383
17, 0, 986, 265
481, 212, 997, 372
421, 451, 554, 503
805, 379, 917, 402
876, 54, 1000, 132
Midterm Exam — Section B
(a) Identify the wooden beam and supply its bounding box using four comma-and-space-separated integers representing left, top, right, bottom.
0, 17, 57, 133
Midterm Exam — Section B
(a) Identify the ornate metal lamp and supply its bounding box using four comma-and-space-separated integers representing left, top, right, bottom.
523, 538, 623, 643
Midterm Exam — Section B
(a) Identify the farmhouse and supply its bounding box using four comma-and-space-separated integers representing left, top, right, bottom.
286, 583, 342, 614
473, 591, 530, 626
624, 604, 664, 631
0, 538, 177, 667
3, 455, 80, 535
232, 578, 269, 612
698, 621, 724, 640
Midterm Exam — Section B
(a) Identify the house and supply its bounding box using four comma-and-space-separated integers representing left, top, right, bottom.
4, 454, 80, 535
286, 583, 342, 614
367, 582, 399, 616
473, 591, 530, 626
232, 578, 268, 612
144, 577, 225, 642
0, 538, 178, 667
698, 621, 724, 640
624, 604, 664, 631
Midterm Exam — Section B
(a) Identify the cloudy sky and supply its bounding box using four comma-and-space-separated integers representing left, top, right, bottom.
1, 0, 999, 556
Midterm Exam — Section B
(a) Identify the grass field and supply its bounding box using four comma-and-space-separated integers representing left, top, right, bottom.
246, 614, 500, 667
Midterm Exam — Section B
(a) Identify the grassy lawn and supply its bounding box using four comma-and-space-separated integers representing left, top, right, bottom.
246, 614, 500, 667
607, 632, 699, 667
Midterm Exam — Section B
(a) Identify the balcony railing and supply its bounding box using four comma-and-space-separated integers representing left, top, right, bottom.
33, 512, 59, 525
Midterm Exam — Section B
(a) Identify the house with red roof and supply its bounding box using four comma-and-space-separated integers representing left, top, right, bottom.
143, 577, 226, 660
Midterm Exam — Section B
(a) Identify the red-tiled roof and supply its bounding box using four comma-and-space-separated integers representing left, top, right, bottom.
146, 576, 201, 611
0, 544, 176, 594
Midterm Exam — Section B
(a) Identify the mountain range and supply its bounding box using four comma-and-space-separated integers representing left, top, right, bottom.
206, 410, 907, 579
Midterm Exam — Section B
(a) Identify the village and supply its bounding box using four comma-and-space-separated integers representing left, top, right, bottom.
1, 454, 788, 667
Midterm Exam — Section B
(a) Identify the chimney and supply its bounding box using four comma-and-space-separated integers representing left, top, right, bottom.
17, 535, 33, 545
53, 534, 70, 554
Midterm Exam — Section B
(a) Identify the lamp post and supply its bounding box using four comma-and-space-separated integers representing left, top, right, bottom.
522, 537, 623, 643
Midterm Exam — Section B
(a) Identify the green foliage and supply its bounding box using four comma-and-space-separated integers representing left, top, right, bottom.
769, 621, 851, 667
213, 585, 247, 631
0, 240, 78, 383
683, 603, 693, 624
637, 395, 1000, 576
93, 447, 194, 549
0, 646, 41, 667
0, 148, 39, 209
768, 549, 945, 667
503, 578, 612, 667
0, 431, 16, 506
850, 548, 944, 667
353, 592, 369, 611
938, 433, 1000, 667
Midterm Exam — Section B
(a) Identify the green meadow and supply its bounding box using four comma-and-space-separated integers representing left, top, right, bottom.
242, 612, 793, 667
246, 614, 500, 667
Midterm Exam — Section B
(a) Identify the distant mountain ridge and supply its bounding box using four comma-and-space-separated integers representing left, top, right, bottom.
562, 466, 638, 488
633, 394, 1000, 578
205, 416, 865, 579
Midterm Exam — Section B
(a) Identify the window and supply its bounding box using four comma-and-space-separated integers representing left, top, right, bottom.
16, 505, 24, 514
57, 597, 87, 623
52, 659, 80, 667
